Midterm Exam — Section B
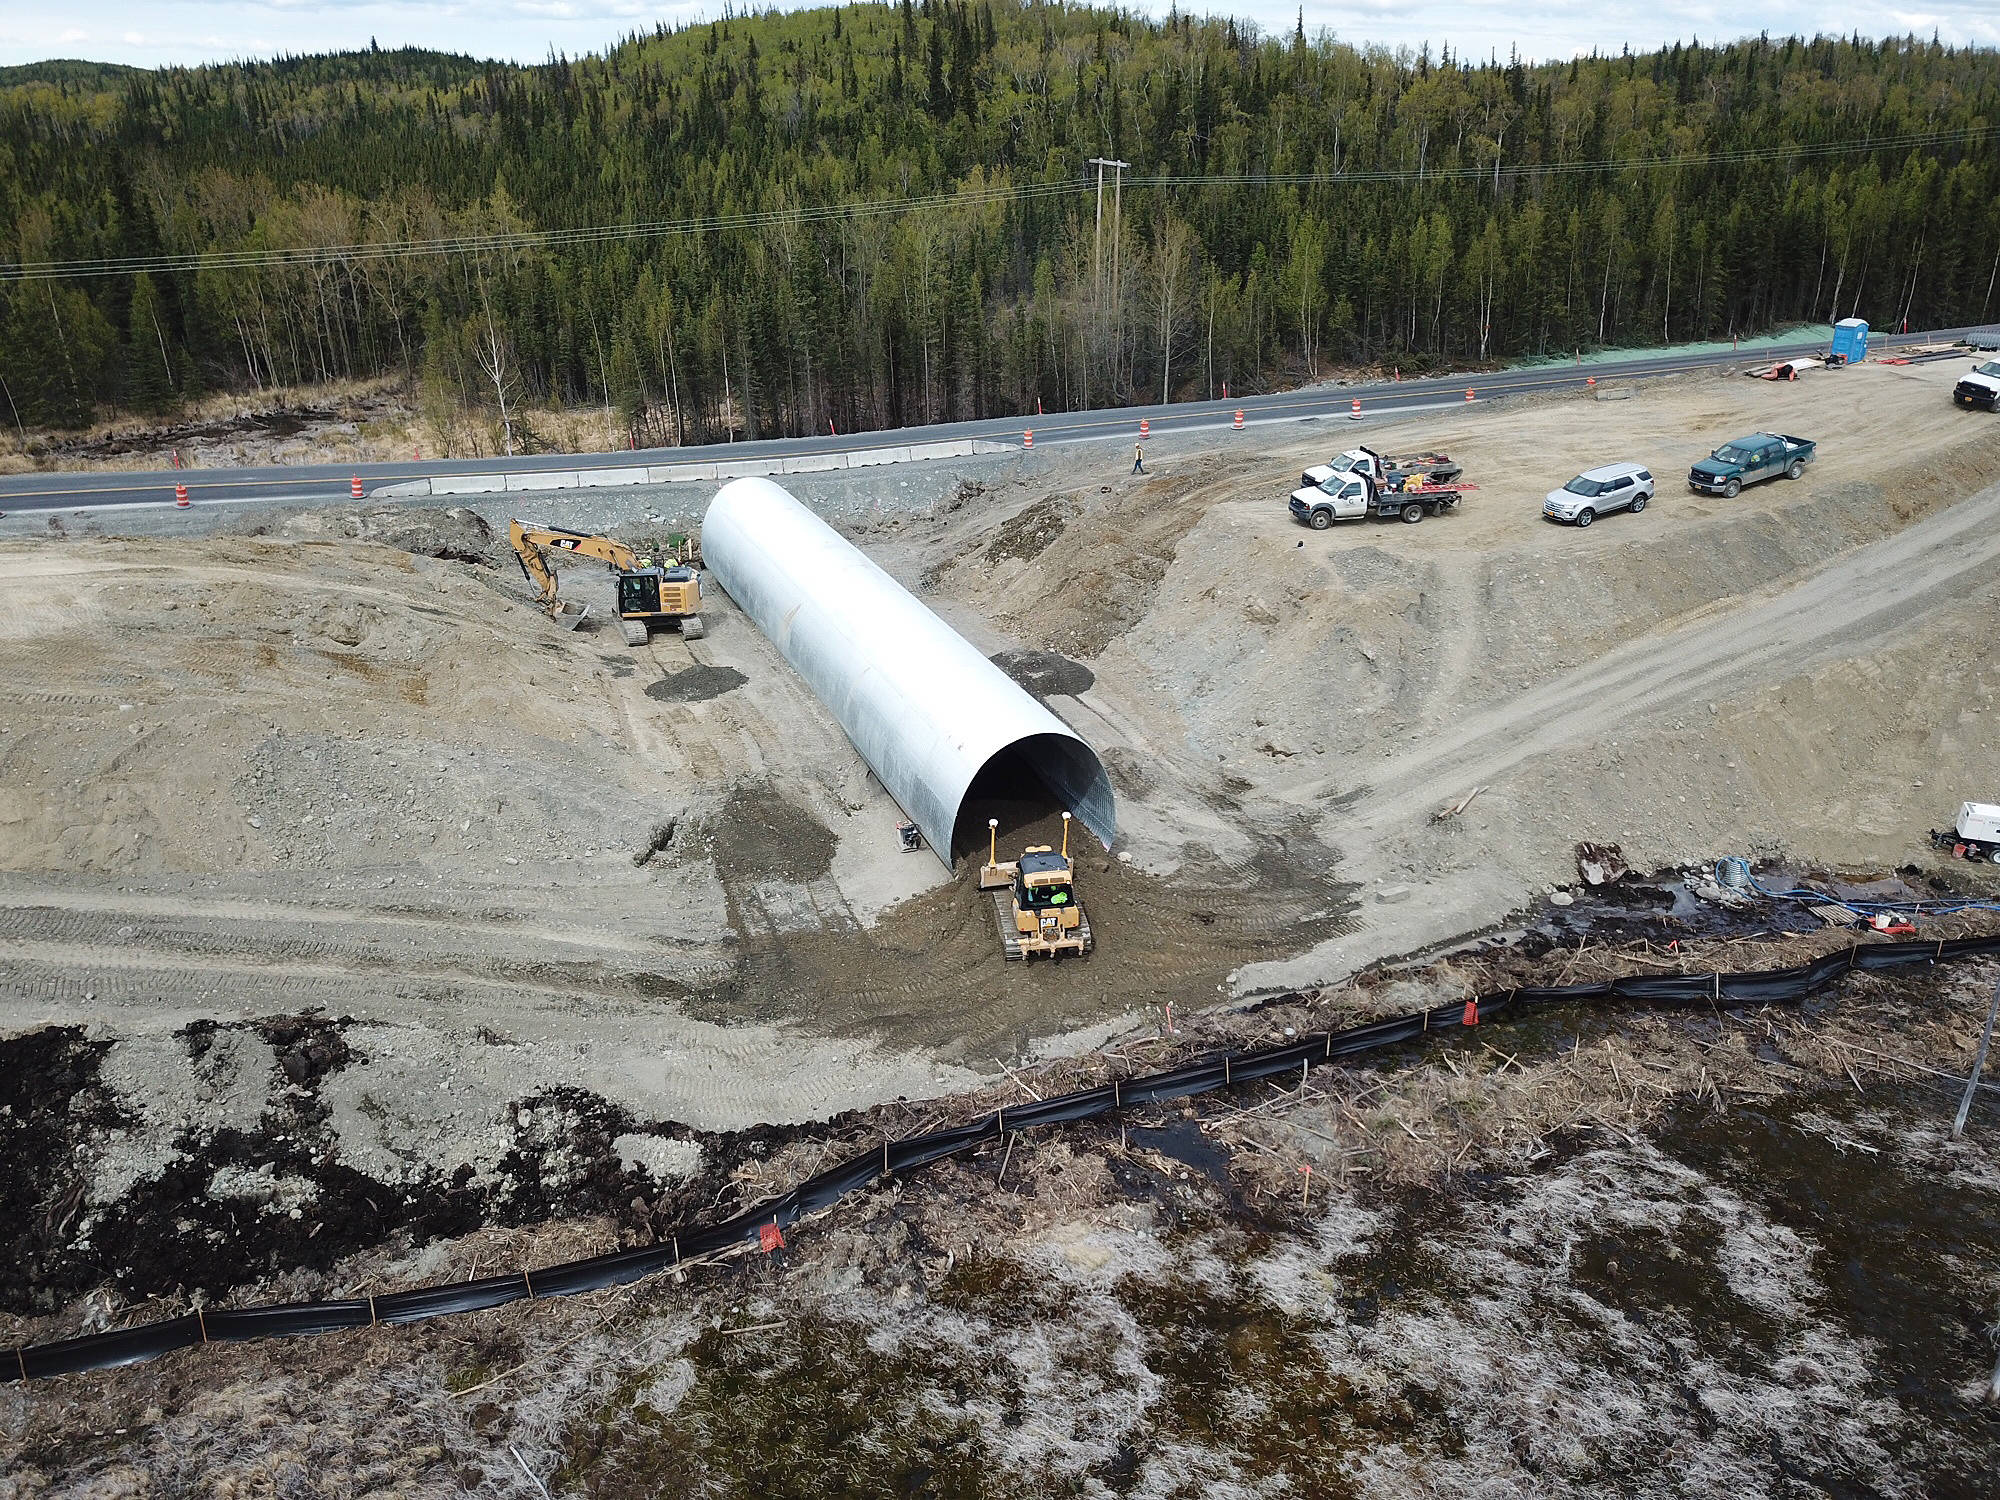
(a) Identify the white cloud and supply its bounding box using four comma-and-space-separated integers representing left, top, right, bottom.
0, 0, 1993, 70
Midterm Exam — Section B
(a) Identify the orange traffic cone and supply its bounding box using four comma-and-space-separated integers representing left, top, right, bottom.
350, 475, 363, 499
1139, 418, 1150, 438
1023, 428, 1033, 449
1233, 410, 1243, 430
1464, 387, 1476, 403
173, 482, 190, 508
1350, 398, 1361, 419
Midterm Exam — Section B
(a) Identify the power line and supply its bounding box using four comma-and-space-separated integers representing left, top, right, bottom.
1133, 125, 2000, 187
1, 125, 1990, 284
0, 179, 1088, 283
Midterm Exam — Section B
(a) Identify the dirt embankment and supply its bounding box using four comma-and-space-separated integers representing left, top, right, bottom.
0, 378, 641, 474
1, 358, 1996, 1188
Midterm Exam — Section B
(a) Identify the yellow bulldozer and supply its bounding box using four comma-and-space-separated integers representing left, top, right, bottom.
508, 520, 704, 646
977, 812, 1093, 960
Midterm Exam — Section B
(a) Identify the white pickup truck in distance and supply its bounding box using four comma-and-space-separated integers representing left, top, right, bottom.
1289, 448, 1474, 528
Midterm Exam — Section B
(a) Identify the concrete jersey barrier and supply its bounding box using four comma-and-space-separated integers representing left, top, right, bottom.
362, 438, 1015, 500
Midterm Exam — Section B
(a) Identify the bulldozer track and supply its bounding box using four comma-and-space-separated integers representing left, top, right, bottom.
987, 889, 1094, 961
992, 888, 1025, 960
0, 935, 745, 1016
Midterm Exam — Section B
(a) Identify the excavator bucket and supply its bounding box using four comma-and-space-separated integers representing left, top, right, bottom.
553, 600, 590, 631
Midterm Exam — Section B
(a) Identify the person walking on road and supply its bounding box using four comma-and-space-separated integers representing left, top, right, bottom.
1133, 443, 1145, 475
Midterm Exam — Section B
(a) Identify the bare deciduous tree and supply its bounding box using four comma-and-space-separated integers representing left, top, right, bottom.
1150, 215, 1198, 404
472, 290, 520, 458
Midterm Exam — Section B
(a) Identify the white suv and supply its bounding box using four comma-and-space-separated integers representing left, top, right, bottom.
1544, 462, 1654, 527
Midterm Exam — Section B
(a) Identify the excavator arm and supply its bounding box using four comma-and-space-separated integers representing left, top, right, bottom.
511, 522, 643, 572
506, 520, 704, 644
508, 520, 644, 626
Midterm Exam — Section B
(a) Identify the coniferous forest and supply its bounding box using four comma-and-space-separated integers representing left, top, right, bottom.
1, 3, 1996, 448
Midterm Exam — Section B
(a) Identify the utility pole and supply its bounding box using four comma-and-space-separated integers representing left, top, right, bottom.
1112, 158, 1126, 361
1089, 158, 1110, 308
1088, 157, 1129, 400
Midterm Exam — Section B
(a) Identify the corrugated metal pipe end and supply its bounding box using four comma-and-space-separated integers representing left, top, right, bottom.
701, 477, 1115, 865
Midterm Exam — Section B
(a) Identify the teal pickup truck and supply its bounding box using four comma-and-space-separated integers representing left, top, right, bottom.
1688, 433, 1815, 497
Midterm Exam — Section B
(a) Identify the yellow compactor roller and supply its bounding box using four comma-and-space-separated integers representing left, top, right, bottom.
508, 520, 704, 646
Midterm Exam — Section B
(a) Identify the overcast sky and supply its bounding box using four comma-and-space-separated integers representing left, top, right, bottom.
3, 0, 1994, 72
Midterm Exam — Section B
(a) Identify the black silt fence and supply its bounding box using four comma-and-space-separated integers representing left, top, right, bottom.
9, 934, 1998, 1384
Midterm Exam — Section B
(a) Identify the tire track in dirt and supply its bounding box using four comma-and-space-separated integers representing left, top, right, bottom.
1320, 477, 2000, 832
0, 938, 736, 1006
0, 889, 683, 958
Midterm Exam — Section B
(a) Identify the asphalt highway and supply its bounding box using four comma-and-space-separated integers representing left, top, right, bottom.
3, 325, 1994, 514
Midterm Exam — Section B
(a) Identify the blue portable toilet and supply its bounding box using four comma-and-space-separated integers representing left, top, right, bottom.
1832, 318, 1869, 365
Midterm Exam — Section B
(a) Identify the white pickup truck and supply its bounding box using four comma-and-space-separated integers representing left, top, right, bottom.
1954, 359, 2000, 412
1289, 448, 1473, 528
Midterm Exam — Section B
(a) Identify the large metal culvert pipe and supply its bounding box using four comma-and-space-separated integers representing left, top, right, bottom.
701, 477, 1115, 866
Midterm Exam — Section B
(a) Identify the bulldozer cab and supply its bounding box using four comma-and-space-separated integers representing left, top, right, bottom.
1013, 848, 1075, 910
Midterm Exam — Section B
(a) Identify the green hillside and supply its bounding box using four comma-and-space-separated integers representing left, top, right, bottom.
1, 5, 1995, 441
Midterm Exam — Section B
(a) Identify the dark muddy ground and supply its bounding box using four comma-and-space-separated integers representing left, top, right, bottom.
0, 1013, 843, 1314
990, 648, 1096, 701
645, 664, 749, 703
675, 793, 1357, 1059
1431, 856, 2000, 968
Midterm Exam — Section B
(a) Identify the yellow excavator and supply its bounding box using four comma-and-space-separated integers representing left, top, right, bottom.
508, 520, 704, 646
977, 812, 1093, 960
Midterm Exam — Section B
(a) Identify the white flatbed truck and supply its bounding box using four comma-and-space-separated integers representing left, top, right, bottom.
1288, 447, 1475, 528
